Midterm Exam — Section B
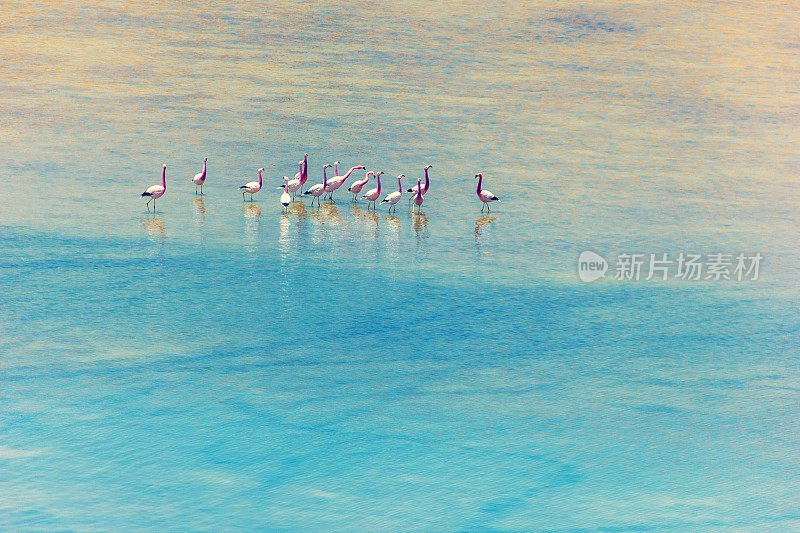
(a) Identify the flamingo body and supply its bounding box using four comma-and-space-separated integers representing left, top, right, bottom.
361, 171, 382, 209
348, 171, 372, 200
142, 164, 167, 211
240, 168, 263, 201
412, 178, 424, 211
302, 164, 331, 206
324, 162, 366, 199
280, 177, 291, 210
380, 174, 404, 211
191, 157, 207, 194
407, 165, 432, 201
476, 173, 500, 211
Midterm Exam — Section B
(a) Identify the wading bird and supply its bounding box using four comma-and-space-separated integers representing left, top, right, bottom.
348, 170, 373, 201
281, 161, 304, 200
361, 171, 382, 209
239, 168, 263, 201
476, 173, 500, 211
324, 162, 366, 200
412, 177, 424, 212
141, 164, 167, 212
191, 157, 207, 195
299, 153, 309, 193
380, 174, 403, 212
280, 177, 291, 211
407, 164, 431, 205
303, 164, 331, 206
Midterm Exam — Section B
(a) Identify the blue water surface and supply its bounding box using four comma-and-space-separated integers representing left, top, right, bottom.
1, 1, 799, 531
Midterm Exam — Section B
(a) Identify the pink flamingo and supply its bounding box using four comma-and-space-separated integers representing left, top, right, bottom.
407, 164, 431, 205
361, 171, 382, 209
239, 168, 263, 201
303, 164, 331, 206
476, 173, 500, 211
191, 157, 207, 195
324, 161, 365, 200
412, 177, 424, 212
141, 164, 167, 212
348, 170, 373, 201
299, 153, 309, 193
281, 161, 303, 200
380, 174, 404, 212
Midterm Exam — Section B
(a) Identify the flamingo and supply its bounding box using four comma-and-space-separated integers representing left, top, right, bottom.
412, 177, 424, 212
280, 177, 291, 211
191, 157, 208, 195
324, 162, 365, 200
348, 171, 373, 201
361, 171, 382, 209
141, 164, 167, 212
239, 168, 263, 201
280, 161, 304, 200
476, 173, 500, 211
299, 153, 309, 193
407, 164, 432, 205
380, 174, 403, 212
302, 164, 331, 206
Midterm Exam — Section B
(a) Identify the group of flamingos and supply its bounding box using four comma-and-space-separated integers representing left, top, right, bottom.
141, 154, 501, 213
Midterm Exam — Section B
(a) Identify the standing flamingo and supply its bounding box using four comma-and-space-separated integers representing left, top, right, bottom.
412, 177, 424, 212
280, 161, 304, 200
361, 171, 382, 209
324, 162, 365, 200
280, 177, 291, 211
476, 173, 500, 211
239, 168, 263, 201
303, 164, 331, 206
141, 164, 167, 212
380, 174, 404, 212
407, 164, 432, 205
191, 157, 208, 195
348, 171, 373, 201
299, 153, 309, 193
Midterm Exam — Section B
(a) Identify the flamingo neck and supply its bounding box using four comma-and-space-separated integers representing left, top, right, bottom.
423, 167, 430, 192
202, 159, 207, 177
302, 155, 308, 182
376, 175, 381, 194
476, 174, 482, 194
397, 176, 402, 193
284, 178, 289, 193
323, 167, 328, 188
415, 179, 422, 200
334, 162, 339, 175
258, 169, 263, 187
161, 167, 166, 189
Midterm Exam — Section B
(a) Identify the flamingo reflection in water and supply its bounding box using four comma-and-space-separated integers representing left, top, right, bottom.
412, 211, 429, 239
141, 214, 166, 241
193, 197, 206, 221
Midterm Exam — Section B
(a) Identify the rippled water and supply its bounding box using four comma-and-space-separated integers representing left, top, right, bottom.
2, 1, 799, 530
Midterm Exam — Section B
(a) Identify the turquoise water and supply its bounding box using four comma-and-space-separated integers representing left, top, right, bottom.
2, 1, 799, 531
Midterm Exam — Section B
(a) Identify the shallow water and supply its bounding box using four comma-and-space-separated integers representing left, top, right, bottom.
1, 1, 799, 531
